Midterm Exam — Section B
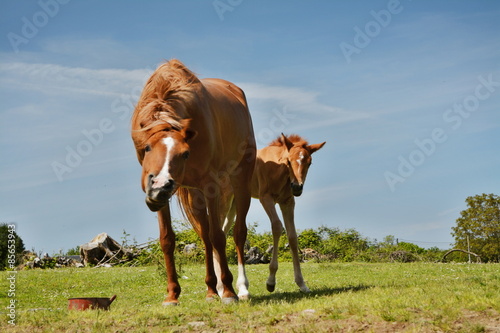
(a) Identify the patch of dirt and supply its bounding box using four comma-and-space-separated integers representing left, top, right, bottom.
230, 308, 500, 333
453, 309, 500, 333
267, 315, 421, 333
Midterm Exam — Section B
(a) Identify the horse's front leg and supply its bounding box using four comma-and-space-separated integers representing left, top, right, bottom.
260, 194, 283, 293
279, 198, 311, 293
157, 205, 181, 305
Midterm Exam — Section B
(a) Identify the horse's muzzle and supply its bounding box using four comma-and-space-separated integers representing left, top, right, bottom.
291, 183, 303, 197
145, 176, 175, 211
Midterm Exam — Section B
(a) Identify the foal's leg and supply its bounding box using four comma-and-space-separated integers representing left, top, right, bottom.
157, 205, 181, 305
260, 194, 283, 293
279, 198, 311, 293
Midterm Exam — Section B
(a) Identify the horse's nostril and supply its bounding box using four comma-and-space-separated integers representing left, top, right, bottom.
165, 179, 174, 191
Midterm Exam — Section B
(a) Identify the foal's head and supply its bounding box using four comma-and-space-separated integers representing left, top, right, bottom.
139, 122, 197, 211
280, 134, 326, 197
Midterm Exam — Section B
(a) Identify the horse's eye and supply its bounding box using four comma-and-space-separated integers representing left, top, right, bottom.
145, 145, 151, 153
182, 151, 190, 159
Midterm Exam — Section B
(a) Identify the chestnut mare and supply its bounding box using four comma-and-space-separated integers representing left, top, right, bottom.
223, 134, 325, 293
131, 60, 256, 305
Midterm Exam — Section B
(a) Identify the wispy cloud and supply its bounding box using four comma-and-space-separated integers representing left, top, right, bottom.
1, 61, 365, 192
239, 82, 371, 130
0, 62, 151, 97
1, 61, 374, 145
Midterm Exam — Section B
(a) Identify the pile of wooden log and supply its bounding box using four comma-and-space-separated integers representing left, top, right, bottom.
79, 233, 135, 267
245, 246, 271, 264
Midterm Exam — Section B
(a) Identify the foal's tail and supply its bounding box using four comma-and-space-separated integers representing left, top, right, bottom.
176, 187, 202, 236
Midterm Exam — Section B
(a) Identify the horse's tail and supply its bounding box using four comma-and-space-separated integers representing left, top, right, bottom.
176, 187, 202, 236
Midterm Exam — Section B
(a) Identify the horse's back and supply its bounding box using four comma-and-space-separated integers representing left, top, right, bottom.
201, 78, 249, 114
202, 77, 246, 98
199, 77, 255, 152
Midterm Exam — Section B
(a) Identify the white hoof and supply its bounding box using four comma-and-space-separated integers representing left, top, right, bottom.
237, 292, 250, 301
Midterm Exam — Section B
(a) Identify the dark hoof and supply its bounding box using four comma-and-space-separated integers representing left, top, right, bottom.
266, 283, 275, 293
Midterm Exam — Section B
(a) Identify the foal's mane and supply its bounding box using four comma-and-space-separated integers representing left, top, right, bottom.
269, 134, 309, 148
132, 59, 200, 134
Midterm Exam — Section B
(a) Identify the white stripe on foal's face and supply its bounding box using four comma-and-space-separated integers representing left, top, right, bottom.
152, 137, 175, 189
296, 151, 304, 174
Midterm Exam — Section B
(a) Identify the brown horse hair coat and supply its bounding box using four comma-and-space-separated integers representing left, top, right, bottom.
131, 59, 256, 305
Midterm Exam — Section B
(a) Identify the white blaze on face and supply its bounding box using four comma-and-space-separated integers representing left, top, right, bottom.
296, 151, 305, 175
152, 137, 175, 189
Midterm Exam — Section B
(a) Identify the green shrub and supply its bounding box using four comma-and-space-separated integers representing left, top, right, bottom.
116, 223, 453, 269
298, 229, 322, 249
0, 223, 25, 270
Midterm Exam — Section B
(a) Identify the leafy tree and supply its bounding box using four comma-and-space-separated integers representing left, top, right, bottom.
451, 193, 500, 262
65, 246, 80, 256
0, 223, 25, 270
382, 235, 397, 247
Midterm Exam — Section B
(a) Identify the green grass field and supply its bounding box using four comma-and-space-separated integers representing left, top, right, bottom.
1, 262, 499, 332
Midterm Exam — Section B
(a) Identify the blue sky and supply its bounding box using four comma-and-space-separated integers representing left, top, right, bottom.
1, 0, 499, 254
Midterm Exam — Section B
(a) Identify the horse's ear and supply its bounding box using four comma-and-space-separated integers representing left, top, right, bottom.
308, 141, 326, 154
180, 118, 197, 142
184, 128, 197, 142
280, 133, 294, 151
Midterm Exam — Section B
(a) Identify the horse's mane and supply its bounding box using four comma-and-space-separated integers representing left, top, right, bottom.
269, 134, 309, 148
132, 59, 201, 134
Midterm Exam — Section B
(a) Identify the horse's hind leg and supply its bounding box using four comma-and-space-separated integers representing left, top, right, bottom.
184, 188, 219, 301
230, 162, 258, 300
280, 199, 311, 293
222, 194, 235, 235
215, 195, 236, 296
230, 187, 251, 300
205, 192, 238, 303
214, 191, 235, 297
260, 195, 283, 292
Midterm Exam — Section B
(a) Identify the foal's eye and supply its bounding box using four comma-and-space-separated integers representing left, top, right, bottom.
182, 151, 190, 159
145, 145, 151, 153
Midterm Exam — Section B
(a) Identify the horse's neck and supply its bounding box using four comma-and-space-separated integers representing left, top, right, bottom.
262, 146, 290, 181
277, 147, 290, 166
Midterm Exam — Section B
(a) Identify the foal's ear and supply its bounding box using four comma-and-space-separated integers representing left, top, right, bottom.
308, 141, 326, 154
280, 133, 294, 151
